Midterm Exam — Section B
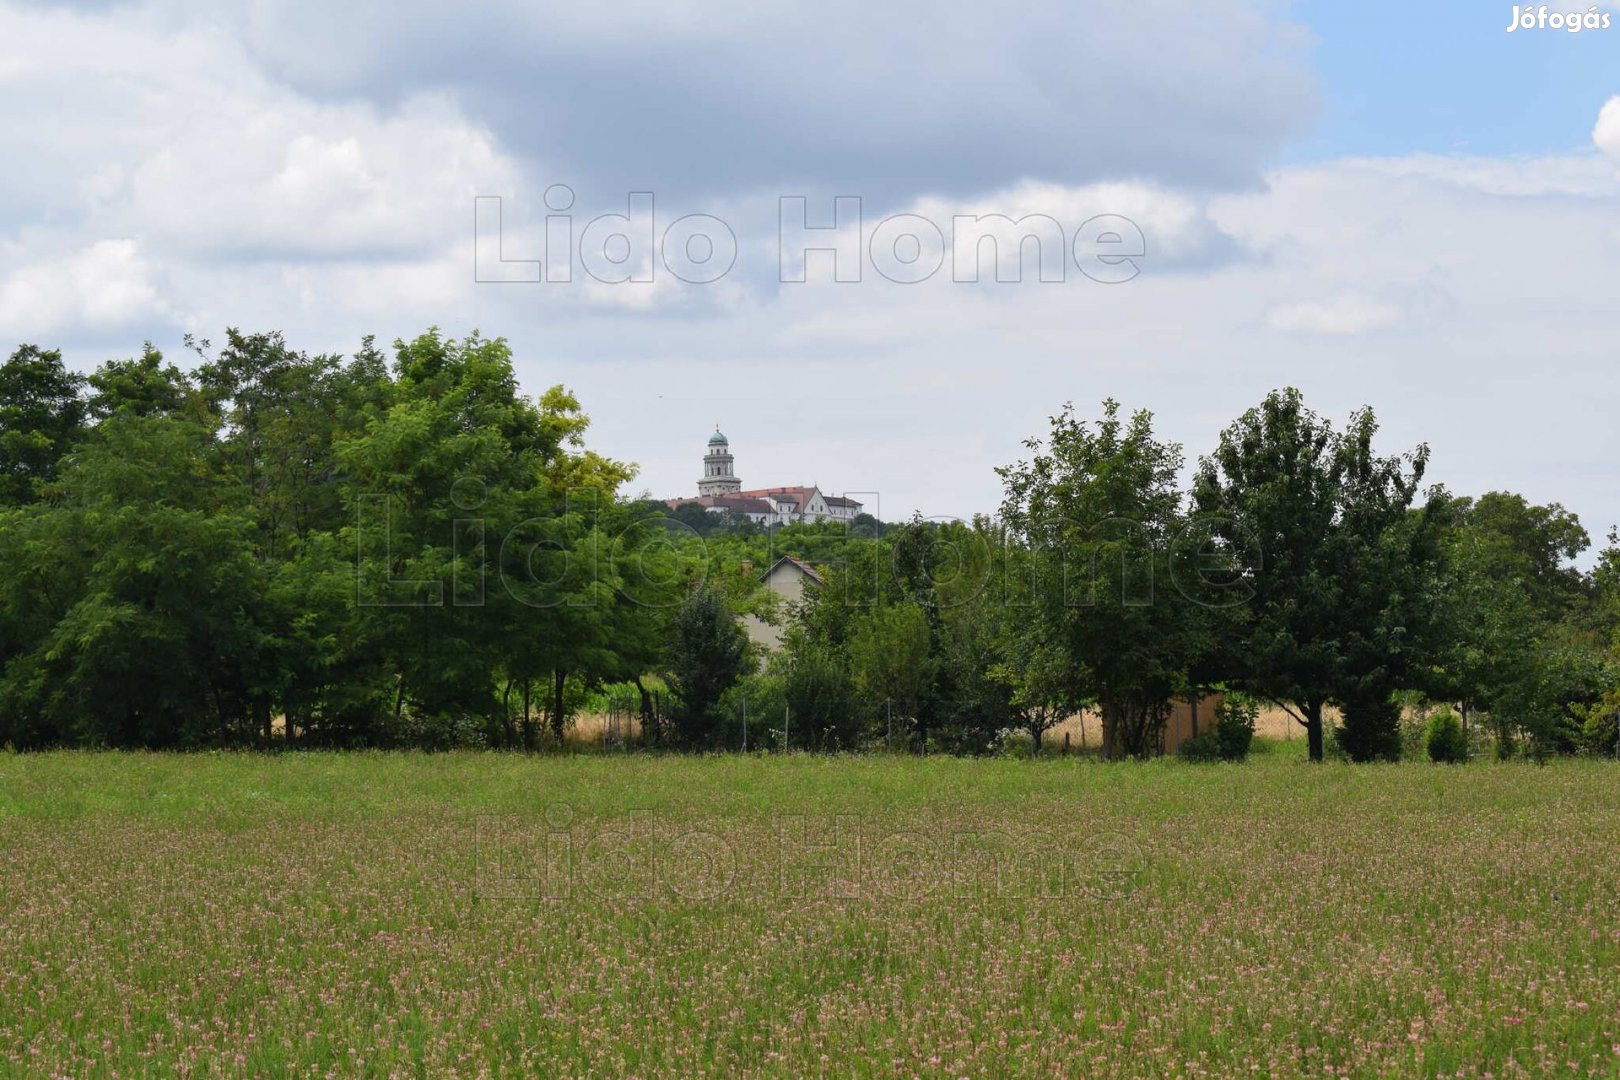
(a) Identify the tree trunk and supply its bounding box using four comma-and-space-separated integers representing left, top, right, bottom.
521, 679, 533, 751
501, 679, 516, 748
254, 695, 272, 746
1304, 700, 1324, 762
1031, 725, 1043, 756
550, 669, 567, 746
635, 675, 655, 745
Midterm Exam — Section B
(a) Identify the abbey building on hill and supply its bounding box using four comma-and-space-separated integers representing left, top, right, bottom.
666, 429, 865, 526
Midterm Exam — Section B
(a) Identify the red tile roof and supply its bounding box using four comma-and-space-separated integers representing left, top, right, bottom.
763, 555, 826, 586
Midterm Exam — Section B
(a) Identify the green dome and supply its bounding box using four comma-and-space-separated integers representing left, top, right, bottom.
708, 428, 728, 446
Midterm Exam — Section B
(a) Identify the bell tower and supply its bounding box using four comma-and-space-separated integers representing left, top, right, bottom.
698, 427, 742, 497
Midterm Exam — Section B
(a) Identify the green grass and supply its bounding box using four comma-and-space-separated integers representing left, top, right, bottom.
2, 749, 1619, 1076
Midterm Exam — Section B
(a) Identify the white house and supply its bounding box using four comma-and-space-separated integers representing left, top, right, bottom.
744, 556, 826, 650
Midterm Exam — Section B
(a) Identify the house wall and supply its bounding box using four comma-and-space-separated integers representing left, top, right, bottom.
744, 562, 814, 651
762, 562, 809, 605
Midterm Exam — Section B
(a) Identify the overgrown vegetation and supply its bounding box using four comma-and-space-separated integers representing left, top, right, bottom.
1425, 709, 1469, 763
1179, 695, 1258, 762
2, 334, 1618, 758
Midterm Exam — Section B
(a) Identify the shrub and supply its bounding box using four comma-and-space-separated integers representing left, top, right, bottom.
392, 710, 488, 751
998, 735, 1036, 760
1397, 695, 1430, 760
1177, 730, 1220, 763
1213, 695, 1257, 761
716, 674, 787, 752
1178, 696, 1257, 763
1575, 692, 1620, 757
1335, 698, 1402, 762
779, 643, 860, 751
1424, 710, 1469, 763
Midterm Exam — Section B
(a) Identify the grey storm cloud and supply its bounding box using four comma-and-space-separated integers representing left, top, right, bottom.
179, 0, 1319, 204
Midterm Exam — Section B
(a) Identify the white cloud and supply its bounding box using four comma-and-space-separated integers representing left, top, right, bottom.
1594, 95, 1620, 160
911, 180, 1239, 279
1264, 293, 1403, 336
1343, 153, 1619, 198
108, 92, 514, 261
0, 1, 523, 339
0, 239, 171, 340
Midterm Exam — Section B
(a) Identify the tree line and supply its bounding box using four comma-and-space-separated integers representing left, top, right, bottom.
2, 331, 1616, 759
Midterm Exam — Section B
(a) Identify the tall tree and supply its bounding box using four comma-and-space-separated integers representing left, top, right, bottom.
848, 600, 934, 749
667, 585, 751, 746
1000, 400, 1204, 758
1423, 492, 1590, 726
1424, 492, 1602, 754
340, 330, 549, 735
0, 411, 268, 747
1193, 388, 1434, 761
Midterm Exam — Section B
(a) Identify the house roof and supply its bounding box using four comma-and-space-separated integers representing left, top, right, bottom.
737, 485, 817, 507
709, 496, 775, 514
668, 496, 774, 514
762, 555, 826, 587
734, 486, 861, 510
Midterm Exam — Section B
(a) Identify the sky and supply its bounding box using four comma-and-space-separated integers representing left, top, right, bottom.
2, 0, 1619, 543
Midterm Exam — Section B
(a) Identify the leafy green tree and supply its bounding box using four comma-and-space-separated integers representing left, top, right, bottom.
778, 641, 859, 750
667, 584, 751, 746
598, 507, 689, 744
1485, 622, 1612, 757
1462, 492, 1589, 617
1424, 491, 1600, 753
988, 637, 1072, 755
0, 326, 666, 751
0, 344, 86, 505
930, 523, 1020, 754
667, 501, 723, 536
1595, 530, 1620, 637
848, 600, 934, 749
262, 532, 393, 746
87, 345, 196, 421
717, 672, 788, 750
194, 330, 365, 559
1000, 400, 1204, 759
0, 411, 269, 746
339, 330, 554, 735
1193, 389, 1434, 761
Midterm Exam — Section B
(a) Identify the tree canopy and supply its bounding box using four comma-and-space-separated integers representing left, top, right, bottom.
2, 334, 1615, 761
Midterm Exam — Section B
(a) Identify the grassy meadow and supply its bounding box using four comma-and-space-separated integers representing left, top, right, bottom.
3, 744, 1619, 1077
